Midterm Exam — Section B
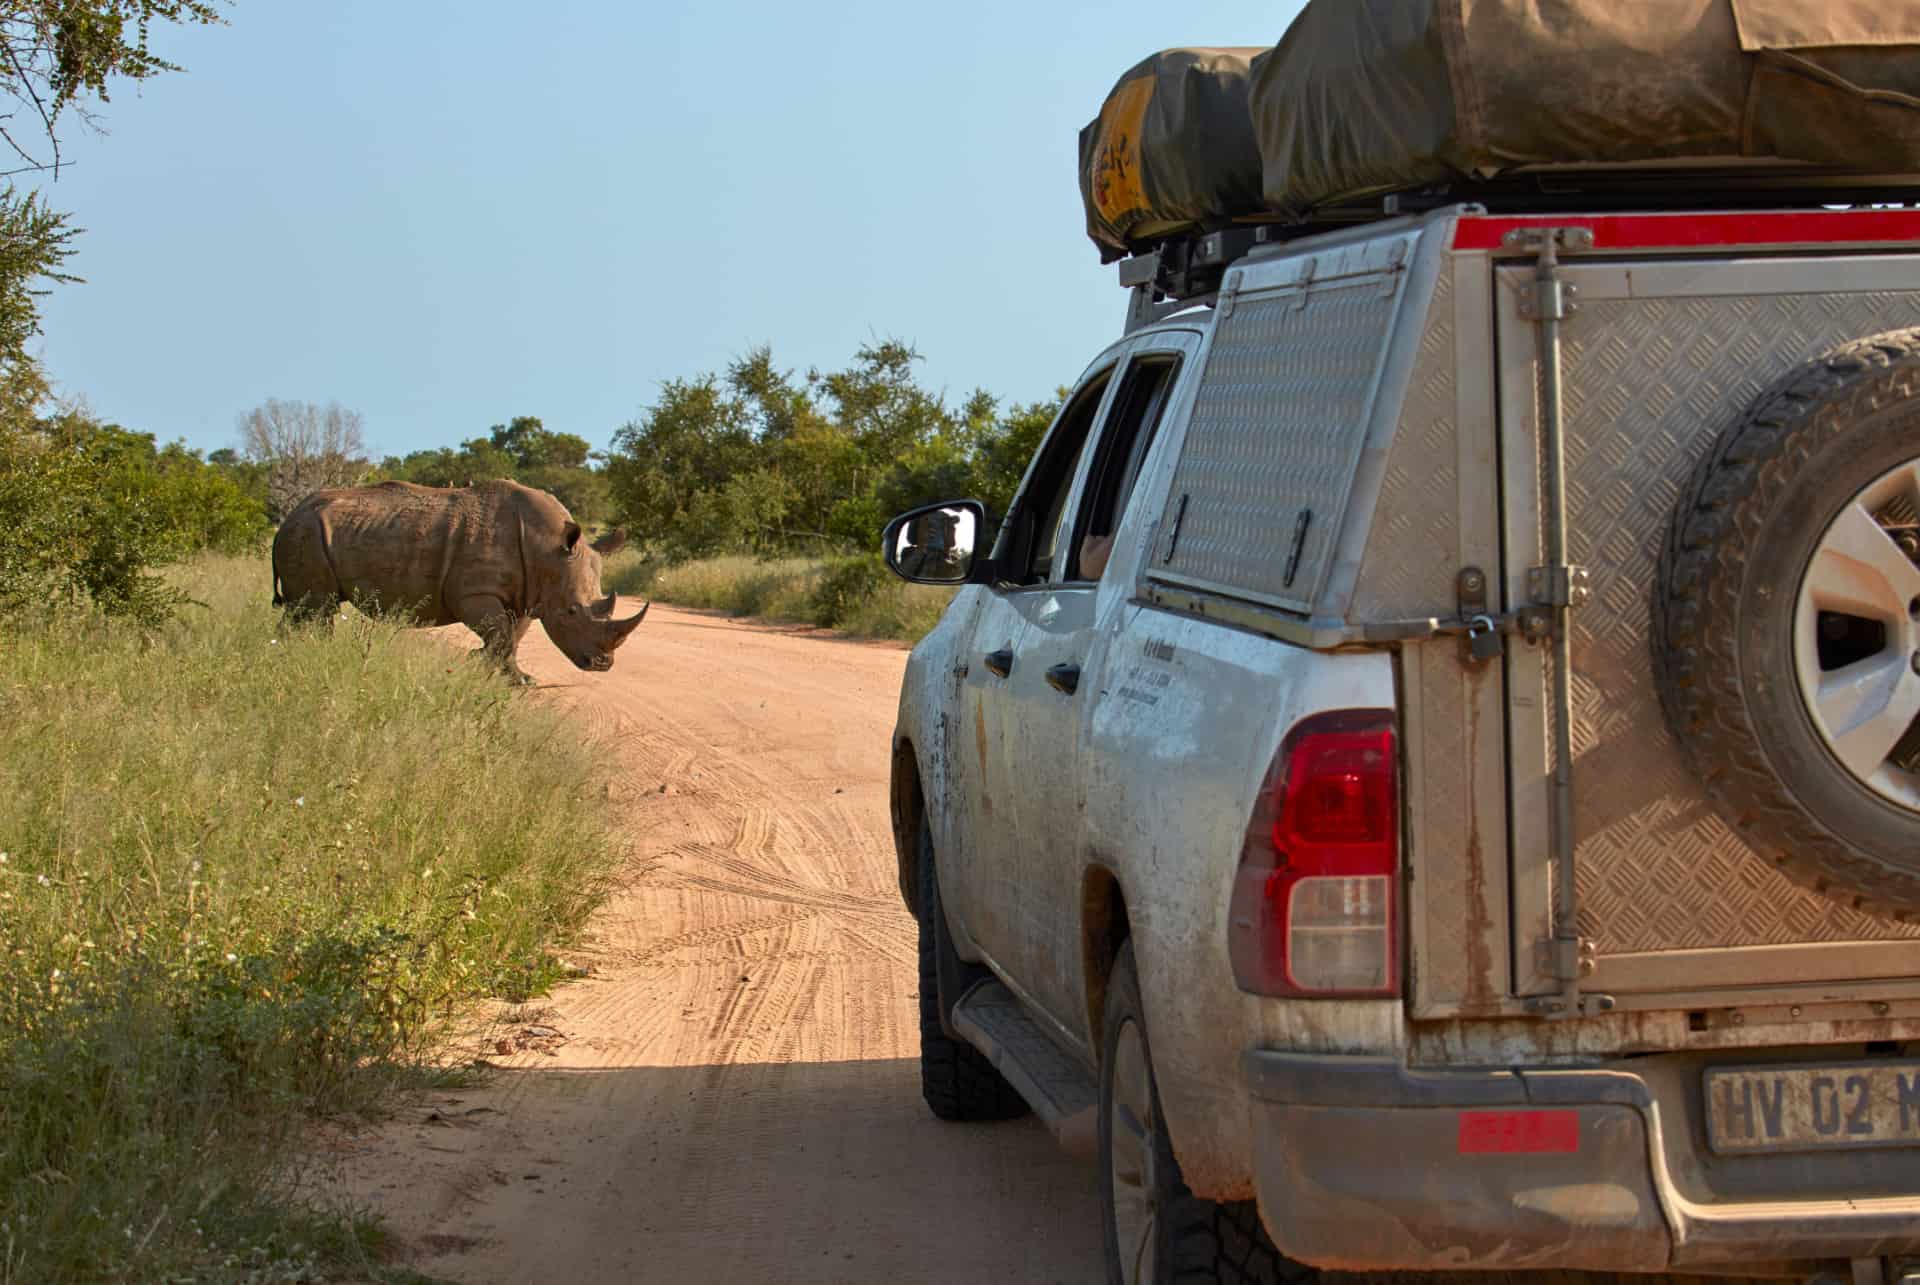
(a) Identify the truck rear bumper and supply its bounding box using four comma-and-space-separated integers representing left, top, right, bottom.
1244, 1051, 1920, 1273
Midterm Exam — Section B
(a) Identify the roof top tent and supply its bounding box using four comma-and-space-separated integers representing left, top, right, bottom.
1082, 1, 1920, 328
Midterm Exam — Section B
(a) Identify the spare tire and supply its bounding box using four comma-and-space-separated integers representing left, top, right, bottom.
1655, 330, 1920, 915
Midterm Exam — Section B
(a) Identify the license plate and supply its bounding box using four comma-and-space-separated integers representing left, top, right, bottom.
1705, 1061, 1920, 1154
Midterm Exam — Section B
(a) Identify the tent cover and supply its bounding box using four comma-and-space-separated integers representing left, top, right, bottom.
1081, 2, 1920, 258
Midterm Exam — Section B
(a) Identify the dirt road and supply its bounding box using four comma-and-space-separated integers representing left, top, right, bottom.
334, 607, 1102, 1283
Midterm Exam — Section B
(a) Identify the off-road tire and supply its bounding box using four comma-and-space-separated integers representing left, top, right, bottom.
915, 827, 1029, 1122
1099, 943, 1311, 1285
1654, 328, 1920, 914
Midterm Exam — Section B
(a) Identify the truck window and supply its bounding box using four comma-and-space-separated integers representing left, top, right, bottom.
1067, 355, 1181, 582
1004, 368, 1114, 585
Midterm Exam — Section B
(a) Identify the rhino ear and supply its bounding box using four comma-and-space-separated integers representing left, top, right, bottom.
590, 527, 628, 556
562, 521, 583, 555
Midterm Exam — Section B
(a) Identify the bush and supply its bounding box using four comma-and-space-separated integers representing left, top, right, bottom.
0, 416, 268, 626
0, 554, 621, 1282
633, 552, 956, 643
0, 432, 186, 624
811, 553, 889, 628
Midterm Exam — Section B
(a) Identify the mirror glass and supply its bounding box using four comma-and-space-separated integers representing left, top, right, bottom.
889, 506, 978, 584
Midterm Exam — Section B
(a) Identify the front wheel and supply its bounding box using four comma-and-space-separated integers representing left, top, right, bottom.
1099, 943, 1311, 1285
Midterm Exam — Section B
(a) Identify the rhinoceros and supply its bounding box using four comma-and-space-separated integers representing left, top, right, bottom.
271, 479, 648, 682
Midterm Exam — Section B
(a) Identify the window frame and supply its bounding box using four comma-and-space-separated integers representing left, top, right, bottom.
1060, 353, 1185, 585
989, 360, 1121, 590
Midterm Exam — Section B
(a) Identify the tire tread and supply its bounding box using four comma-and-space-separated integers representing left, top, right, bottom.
1654, 327, 1920, 915
916, 843, 1029, 1122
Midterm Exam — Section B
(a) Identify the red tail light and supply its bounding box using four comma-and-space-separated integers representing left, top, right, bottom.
1229, 710, 1400, 998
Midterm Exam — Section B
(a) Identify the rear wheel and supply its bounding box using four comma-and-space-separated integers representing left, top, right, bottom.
1655, 330, 1920, 912
1099, 943, 1310, 1285
915, 823, 1028, 1122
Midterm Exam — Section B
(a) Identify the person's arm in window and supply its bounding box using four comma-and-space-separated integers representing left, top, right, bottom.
1080, 533, 1115, 581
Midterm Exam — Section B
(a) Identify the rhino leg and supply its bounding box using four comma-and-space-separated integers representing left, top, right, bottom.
456, 594, 534, 685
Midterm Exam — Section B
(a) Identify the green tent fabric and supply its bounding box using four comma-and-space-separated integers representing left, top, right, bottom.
1247, 0, 1920, 219
1078, 48, 1267, 262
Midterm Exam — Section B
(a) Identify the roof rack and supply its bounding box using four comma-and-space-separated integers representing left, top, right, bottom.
1117, 167, 1920, 329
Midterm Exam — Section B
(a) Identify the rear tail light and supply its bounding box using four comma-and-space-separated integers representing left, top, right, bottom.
1228, 710, 1400, 998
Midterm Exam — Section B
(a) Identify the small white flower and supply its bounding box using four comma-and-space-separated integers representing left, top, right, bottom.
191, 861, 201, 874
49, 969, 60, 980
225, 953, 237, 963
268, 639, 278, 646
294, 796, 305, 808
0, 851, 8, 862
36, 874, 48, 887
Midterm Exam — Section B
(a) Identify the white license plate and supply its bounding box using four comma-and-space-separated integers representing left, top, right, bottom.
1705, 1061, 1920, 1154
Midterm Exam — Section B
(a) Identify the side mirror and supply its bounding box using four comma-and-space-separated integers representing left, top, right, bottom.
882, 500, 989, 585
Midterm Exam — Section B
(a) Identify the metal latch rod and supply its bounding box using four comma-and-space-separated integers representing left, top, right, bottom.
1507, 226, 1612, 1020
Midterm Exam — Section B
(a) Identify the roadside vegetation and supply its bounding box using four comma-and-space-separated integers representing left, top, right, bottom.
376, 343, 1051, 642
0, 555, 621, 1282
603, 550, 956, 642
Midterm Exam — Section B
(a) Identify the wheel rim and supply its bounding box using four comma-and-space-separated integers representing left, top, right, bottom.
1793, 457, 1920, 813
1108, 1017, 1157, 1285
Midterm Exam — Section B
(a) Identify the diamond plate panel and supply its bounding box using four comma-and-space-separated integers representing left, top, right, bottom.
1532, 289, 1920, 954
1149, 274, 1402, 613
1352, 259, 1457, 620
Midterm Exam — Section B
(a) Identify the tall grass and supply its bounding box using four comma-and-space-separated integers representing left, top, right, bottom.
603, 551, 954, 643
0, 555, 621, 1283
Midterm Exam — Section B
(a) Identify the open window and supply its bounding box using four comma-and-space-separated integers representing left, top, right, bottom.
999, 368, 1116, 585
1066, 355, 1182, 582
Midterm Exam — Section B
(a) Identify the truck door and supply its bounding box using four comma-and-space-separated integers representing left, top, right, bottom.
992, 334, 1198, 1037
941, 359, 1120, 977
1493, 252, 1920, 1006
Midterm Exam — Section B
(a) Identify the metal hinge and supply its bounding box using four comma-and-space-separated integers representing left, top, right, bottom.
1527, 563, 1590, 609
1290, 255, 1317, 312
1379, 240, 1407, 298
1502, 226, 1595, 253
1517, 278, 1579, 321
1526, 937, 1615, 1017
1218, 269, 1242, 321
1506, 227, 1592, 321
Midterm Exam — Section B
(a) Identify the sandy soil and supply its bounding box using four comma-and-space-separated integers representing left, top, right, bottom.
328, 606, 1102, 1283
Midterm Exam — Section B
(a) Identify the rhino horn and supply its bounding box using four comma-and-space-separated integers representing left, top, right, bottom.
589, 591, 617, 619
603, 600, 649, 647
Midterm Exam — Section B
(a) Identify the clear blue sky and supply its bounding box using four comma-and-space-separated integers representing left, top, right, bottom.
29, 1, 1302, 461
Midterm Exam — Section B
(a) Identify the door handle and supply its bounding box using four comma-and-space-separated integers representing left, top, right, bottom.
983, 647, 1014, 679
1045, 662, 1081, 695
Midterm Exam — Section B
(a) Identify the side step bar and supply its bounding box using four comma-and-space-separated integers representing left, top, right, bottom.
951, 980, 1098, 1157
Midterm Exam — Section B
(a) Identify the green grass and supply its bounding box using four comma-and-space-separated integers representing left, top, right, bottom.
0, 554, 622, 1283
602, 551, 954, 643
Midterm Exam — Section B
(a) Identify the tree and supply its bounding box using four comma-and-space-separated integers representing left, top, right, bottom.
0, 4, 234, 623
489, 415, 591, 471
239, 398, 367, 521
0, 2, 226, 414
602, 340, 1056, 559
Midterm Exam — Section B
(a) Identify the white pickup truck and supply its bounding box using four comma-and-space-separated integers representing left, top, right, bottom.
883, 202, 1920, 1284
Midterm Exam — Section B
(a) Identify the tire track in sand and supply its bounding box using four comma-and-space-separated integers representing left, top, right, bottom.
329, 607, 1102, 1284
